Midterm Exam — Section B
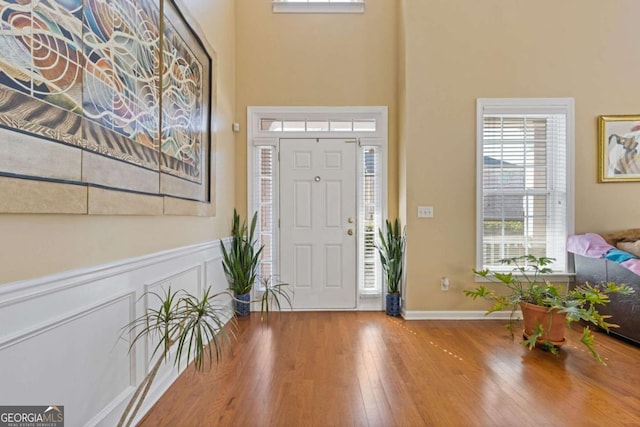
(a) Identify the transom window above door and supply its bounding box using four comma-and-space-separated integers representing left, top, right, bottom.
260, 118, 376, 132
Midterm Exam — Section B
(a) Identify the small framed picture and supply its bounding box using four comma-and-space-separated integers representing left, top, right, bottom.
598, 115, 640, 182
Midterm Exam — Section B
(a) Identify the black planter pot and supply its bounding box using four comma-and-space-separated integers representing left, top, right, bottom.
235, 292, 251, 317
386, 293, 401, 316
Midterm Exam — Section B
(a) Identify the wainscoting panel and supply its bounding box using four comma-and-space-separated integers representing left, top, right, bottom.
0, 240, 230, 427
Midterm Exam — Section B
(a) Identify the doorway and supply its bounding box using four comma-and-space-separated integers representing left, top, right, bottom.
247, 107, 388, 310
279, 138, 357, 309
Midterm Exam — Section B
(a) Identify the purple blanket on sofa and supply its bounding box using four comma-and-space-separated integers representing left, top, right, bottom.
568, 233, 640, 277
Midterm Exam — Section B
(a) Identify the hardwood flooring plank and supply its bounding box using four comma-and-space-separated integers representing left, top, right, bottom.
138, 312, 640, 427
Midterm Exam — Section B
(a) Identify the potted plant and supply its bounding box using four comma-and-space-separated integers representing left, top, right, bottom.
220, 209, 263, 316
119, 287, 234, 427
258, 276, 294, 320
119, 281, 293, 426
376, 219, 406, 316
464, 255, 634, 364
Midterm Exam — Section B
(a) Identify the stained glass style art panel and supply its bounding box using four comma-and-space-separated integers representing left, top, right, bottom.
82, 0, 160, 170
161, 0, 210, 185
161, 24, 202, 182
0, 0, 84, 144
0, 1, 34, 98
0, 0, 212, 206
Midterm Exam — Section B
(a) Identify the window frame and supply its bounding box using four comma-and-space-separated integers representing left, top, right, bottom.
476, 98, 575, 276
272, 0, 365, 14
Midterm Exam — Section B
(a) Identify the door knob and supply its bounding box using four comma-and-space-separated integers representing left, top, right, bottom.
347, 229, 354, 236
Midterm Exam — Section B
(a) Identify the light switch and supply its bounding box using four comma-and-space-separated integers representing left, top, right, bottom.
417, 206, 433, 218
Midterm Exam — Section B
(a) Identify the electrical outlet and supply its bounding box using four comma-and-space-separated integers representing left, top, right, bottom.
417, 206, 434, 218
441, 277, 449, 291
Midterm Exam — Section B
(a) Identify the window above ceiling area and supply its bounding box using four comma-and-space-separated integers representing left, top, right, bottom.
272, 0, 365, 14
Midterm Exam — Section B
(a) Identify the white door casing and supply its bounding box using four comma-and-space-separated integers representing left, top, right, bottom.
247, 106, 389, 312
279, 138, 357, 309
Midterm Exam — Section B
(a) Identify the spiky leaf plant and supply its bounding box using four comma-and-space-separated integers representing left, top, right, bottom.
118, 287, 235, 427
259, 276, 294, 320
376, 219, 406, 294
220, 209, 264, 295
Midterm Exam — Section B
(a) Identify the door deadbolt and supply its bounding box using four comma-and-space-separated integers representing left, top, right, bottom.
348, 217, 354, 223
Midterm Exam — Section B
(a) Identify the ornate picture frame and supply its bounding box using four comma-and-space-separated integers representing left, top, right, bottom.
598, 115, 640, 183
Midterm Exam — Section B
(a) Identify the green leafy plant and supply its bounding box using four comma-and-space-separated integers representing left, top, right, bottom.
119, 287, 235, 427
119, 280, 294, 426
376, 219, 406, 294
258, 276, 294, 320
220, 209, 263, 295
119, 208, 294, 425
465, 255, 634, 364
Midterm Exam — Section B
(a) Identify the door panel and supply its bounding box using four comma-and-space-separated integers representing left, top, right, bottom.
280, 139, 357, 309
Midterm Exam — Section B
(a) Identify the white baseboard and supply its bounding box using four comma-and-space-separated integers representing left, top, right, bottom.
0, 239, 231, 427
402, 310, 522, 320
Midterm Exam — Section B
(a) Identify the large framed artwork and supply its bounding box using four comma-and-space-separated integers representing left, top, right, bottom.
0, 0, 213, 214
598, 115, 640, 183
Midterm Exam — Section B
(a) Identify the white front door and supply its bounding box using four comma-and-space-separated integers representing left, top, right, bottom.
279, 138, 357, 309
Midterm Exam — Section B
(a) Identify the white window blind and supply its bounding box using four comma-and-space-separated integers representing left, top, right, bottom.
256, 146, 276, 282
360, 146, 380, 293
477, 99, 574, 273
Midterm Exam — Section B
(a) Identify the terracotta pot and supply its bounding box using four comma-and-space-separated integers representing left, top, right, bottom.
519, 302, 566, 347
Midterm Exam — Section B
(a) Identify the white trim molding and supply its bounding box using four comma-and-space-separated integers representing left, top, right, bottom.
402, 310, 522, 321
247, 106, 388, 310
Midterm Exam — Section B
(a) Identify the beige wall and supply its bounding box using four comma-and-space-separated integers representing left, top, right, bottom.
234, 0, 398, 217
5, 0, 638, 313
0, 0, 236, 285
401, 0, 640, 310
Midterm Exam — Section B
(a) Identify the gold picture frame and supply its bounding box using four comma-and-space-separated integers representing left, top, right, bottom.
598, 115, 640, 182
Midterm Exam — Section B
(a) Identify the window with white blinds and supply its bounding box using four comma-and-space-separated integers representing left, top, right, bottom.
256, 146, 276, 282
476, 98, 574, 273
360, 146, 381, 293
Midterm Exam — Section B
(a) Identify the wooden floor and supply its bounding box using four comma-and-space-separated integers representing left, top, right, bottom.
138, 312, 640, 427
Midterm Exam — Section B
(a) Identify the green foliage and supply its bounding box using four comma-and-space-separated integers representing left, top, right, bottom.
221, 209, 264, 295
120, 275, 294, 426
126, 286, 235, 370
465, 255, 635, 364
520, 322, 559, 355
258, 276, 294, 320
522, 322, 545, 351
119, 287, 235, 427
483, 220, 524, 235
376, 218, 406, 294
580, 327, 605, 365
